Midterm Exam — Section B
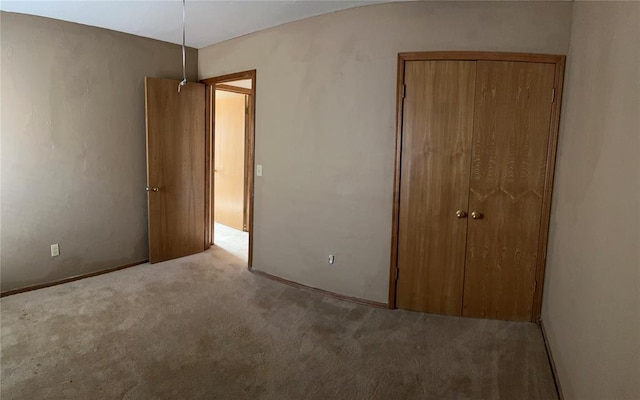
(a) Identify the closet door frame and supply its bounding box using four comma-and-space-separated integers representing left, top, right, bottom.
388, 51, 566, 322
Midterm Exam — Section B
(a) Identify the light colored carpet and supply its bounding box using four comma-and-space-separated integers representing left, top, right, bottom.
1, 240, 557, 399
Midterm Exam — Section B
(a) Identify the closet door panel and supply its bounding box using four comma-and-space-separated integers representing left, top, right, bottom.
462, 61, 556, 321
396, 61, 476, 314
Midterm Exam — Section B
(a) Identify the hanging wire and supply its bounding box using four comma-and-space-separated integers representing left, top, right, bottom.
177, 0, 188, 93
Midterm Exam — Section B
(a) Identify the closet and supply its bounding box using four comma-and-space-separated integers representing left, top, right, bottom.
390, 52, 565, 322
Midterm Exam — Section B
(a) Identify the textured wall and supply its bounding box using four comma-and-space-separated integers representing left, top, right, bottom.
542, 2, 640, 399
198, 1, 573, 302
0, 12, 198, 291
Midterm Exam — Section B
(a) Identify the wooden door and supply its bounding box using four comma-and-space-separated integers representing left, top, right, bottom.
145, 77, 206, 263
396, 61, 476, 315
462, 61, 556, 321
214, 90, 247, 231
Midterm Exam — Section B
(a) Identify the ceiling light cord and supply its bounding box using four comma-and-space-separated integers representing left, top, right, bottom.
178, 0, 187, 93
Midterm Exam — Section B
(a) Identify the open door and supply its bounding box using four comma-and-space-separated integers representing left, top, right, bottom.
214, 89, 248, 232
145, 77, 206, 263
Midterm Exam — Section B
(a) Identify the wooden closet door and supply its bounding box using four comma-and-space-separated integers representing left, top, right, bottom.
396, 61, 476, 315
462, 61, 556, 321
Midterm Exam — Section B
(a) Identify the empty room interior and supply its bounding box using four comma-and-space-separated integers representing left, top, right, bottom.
0, 1, 638, 399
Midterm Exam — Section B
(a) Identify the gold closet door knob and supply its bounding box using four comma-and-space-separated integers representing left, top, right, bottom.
455, 210, 467, 218
471, 211, 482, 220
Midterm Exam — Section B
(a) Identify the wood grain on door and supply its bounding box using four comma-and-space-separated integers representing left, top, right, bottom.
396, 61, 476, 315
462, 61, 556, 321
214, 90, 247, 232
145, 77, 206, 263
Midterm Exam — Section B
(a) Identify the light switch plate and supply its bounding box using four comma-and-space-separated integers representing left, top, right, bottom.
51, 244, 60, 257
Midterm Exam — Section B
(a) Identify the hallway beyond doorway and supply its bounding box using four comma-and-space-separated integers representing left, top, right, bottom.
214, 222, 248, 262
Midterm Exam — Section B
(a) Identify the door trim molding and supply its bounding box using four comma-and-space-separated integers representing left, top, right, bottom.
533, 56, 566, 321
201, 70, 257, 268
389, 52, 566, 321
216, 83, 252, 95
399, 51, 563, 64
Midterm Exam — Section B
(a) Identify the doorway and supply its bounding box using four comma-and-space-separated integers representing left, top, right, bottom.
201, 71, 256, 267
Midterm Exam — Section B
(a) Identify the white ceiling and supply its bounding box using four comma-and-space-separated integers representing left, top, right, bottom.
0, 0, 400, 49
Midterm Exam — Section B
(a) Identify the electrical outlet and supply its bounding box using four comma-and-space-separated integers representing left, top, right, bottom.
256, 164, 263, 177
50, 244, 60, 257
328, 255, 335, 265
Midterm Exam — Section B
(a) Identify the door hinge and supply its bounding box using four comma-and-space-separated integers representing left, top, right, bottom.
533, 279, 538, 292
395, 268, 399, 281
551, 88, 556, 103
401, 84, 406, 99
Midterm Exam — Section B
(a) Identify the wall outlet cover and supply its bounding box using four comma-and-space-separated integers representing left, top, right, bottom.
50, 244, 60, 257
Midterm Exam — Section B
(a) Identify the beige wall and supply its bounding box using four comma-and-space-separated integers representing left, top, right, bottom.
199, 1, 573, 302
542, 2, 640, 399
0, 12, 198, 291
